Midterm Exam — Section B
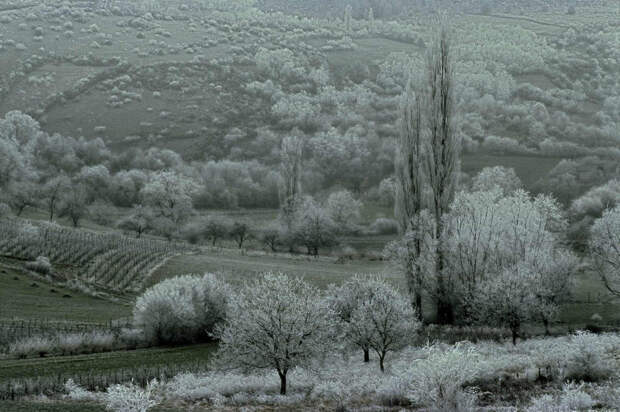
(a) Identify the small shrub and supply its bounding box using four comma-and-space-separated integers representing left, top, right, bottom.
527, 383, 594, 411
0, 202, 11, 218
65, 379, 98, 401
25, 256, 52, 275
133, 273, 232, 345
563, 332, 616, 382
406, 345, 481, 411
105, 380, 161, 412
369, 218, 399, 235
9, 335, 53, 358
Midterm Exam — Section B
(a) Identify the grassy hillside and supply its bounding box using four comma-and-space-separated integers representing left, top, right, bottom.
0, 262, 129, 322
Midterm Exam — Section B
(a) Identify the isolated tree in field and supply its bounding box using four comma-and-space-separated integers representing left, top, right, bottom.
423, 21, 461, 324
394, 78, 427, 320
43, 175, 71, 221
471, 166, 522, 195
326, 190, 361, 234
141, 170, 196, 225
279, 135, 303, 233
213, 272, 338, 395
117, 205, 154, 238
230, 221, 252, 249
201, 216, 232, 246
590, 205, 620, 296
293, 198, 338, 256
349, 280, 420, 371
260, 221, 282, 252
58, 183, 88, 227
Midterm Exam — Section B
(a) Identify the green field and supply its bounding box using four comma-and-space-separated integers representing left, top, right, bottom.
148, 251, 389, 289
0, 263, 130, 323
0, 344, 215, 382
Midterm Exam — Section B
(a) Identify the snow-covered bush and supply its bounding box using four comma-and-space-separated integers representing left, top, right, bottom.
25, 256, 52, 275
527, 383, 595, 412
0, 202, 10, 218
104, 379, 161, 412
8, 331, 118, 358
133, 273, 232, 345
65, 379, 98, 401
527, 332, 619, 382
405, 345, 481, 411
9, 335, 54, 359
369, 217, 399, 235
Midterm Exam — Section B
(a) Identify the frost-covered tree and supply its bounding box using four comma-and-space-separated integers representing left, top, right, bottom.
423, 20, 461, 324
394, 79, 427, 320
474, 263, 541, 345
341, 277, 420, 371
230, 221, 252, 249
133, 274, 231, 345
117, 205, 154, 238
199, 216, 232, 247
293, 197, 338, 256
213, 272, 338, 395
471, 166, 522, 195
58, 183, 88, 227
0, 111, 38, 190
326, 190, 361, 234
534, 251, 578, 335
260, 221, 283, 252
344, 4, 353, 33
141, 170, 196, 225
327, 275, 375, 363
6, 181, 39, 216
444, 189, 574, 338
279, 135, 303, 235
590, 206, 620, 296
43, 175, 71, 221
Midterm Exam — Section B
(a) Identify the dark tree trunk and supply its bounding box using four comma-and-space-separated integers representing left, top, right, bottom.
542, 317, 550, 336
363, 348, 370, 363
379, 353, 385, 372
511, 325, 519, 345
415, 291, 423, 322
435, 254, 454, 325
278, 370, 287, 395
436, 295, 454, 325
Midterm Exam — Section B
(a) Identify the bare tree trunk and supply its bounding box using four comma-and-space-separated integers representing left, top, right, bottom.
278, 370, 287, 395
363, 348, 370, 363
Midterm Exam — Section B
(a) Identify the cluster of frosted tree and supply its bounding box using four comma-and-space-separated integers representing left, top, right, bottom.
387, 22, 579, 341
213, 272, 418, 394
132, 271, 418, 394
267, 135, 363, 255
